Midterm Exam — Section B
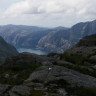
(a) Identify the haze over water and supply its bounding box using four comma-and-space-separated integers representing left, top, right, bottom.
17, 48, 49, 55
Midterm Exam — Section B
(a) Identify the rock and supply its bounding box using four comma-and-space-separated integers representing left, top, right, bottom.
65, 46, 96, 56
25, 65, 96, 87
26, 82, 44, 90
10, 85, 31, 96
25, 66, 50, 83
65, 34, 96, 56
92, 65, 96, 69
4, 53, 51, 68
57, 88, 67, 96
9, 91, 19, 96
42, 61, 53, 66
57, 60, 74, 66
45, 93, 60, 96
90, 55, 96, 60
4, 74, 10, 78
0, 84, 10, 94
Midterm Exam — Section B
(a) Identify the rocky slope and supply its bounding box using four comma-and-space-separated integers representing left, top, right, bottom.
0, 36, 18, 58
37, 20, 96, 53
37, 29, 71, 53
65, 34, 96, 56
0, 51, 96, 96
1, 34, 96, 95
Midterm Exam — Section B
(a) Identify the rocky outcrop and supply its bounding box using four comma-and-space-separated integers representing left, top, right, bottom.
65, 34, 96, 56
4, 52, 51, 68
0, 84, 10, 94
9, 85, 31, 96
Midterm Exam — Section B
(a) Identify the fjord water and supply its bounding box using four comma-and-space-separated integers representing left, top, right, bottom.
17, 48, 48, 55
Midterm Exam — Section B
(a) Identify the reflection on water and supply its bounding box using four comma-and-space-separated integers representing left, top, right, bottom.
17, 48, 48, 55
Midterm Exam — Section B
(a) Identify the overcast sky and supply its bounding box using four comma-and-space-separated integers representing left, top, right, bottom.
0, 0, 96, 27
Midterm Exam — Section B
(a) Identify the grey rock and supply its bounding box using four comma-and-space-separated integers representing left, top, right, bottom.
4, 53, 51, 68
57, 60, 74, 66
42, 61, 53, 66
92, 65, 96, 69
25, 66, 50, 82
90, 55, 96, 60
65, 34, 96, 56
25, 65, 96, 87
65, 46, 96, 56
4, 74, 10, 78
0, 84, 10, 94
9, 91, 19, 96
10, 85, 31, 96
57, 88, 67, 96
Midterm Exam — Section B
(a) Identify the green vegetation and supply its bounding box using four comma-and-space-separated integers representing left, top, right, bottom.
45, 79, 96, 96
67, 87, 96, 96
0, 63, 41, 85
47, 52, 58, 57
52, 53, 96, 77
30, 89, 45, 96
60, 53, 96, 65
0, 57, 5, 65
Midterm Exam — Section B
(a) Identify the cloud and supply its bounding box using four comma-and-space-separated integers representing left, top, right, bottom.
3, 0, 96, 18
0, 0, 96, 27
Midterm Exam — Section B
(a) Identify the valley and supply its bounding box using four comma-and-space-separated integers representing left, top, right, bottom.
0, 20, 96, 53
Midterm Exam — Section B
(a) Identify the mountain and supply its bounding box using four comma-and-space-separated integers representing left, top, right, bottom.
53, 26, 68, 30
0, 25, 51, 48
37, 20, 96, 53
0, 20, 96, 53
37, 29, 71, 53
0, 36, 18, 58
0, 24, 49, 31
0, 25, 68, 52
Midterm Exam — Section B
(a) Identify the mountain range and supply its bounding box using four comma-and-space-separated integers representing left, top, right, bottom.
0, 20, 96, 53
38, 20, 96, 52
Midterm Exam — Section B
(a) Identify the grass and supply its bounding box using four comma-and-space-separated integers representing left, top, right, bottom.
30, 89, 45, 96
52, 53, 96, 77
0, 63, 42, 85
67, 87, 96, 96
44, 79, 96, 96
60, 53, 95, 66
53, 60, 96, 77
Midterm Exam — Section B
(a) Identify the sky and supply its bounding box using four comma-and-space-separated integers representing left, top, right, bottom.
0, 0, 96, 27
